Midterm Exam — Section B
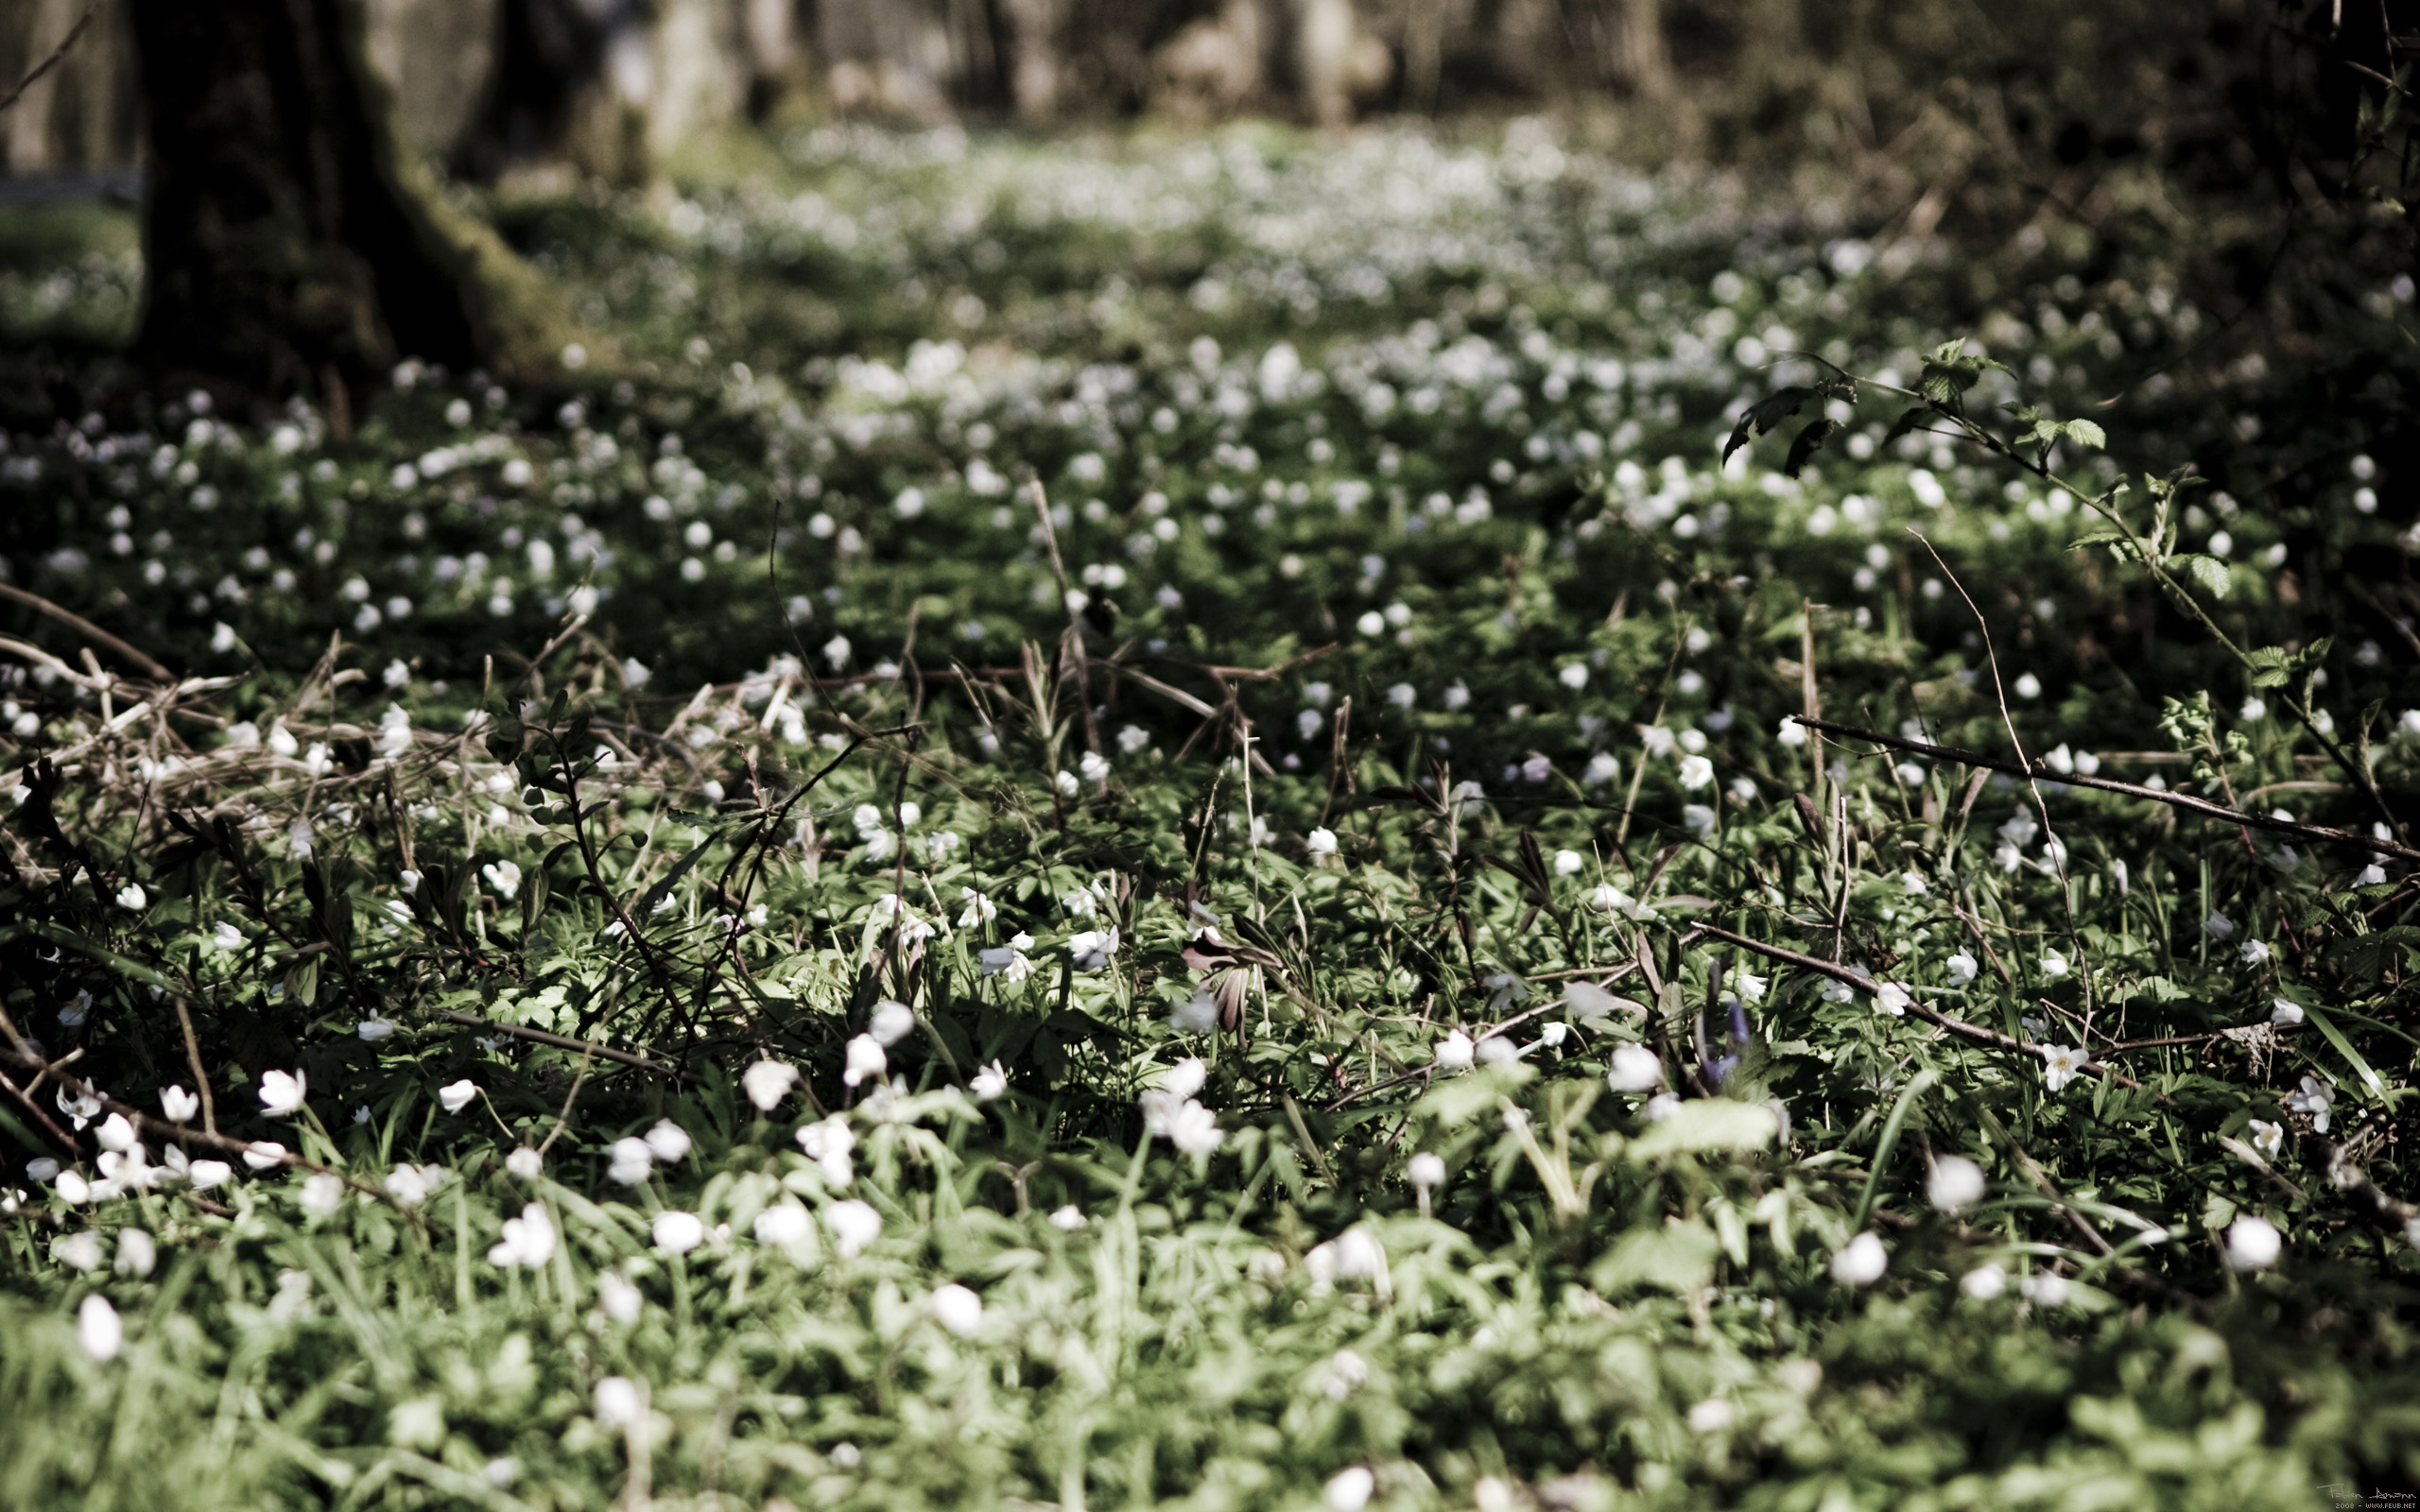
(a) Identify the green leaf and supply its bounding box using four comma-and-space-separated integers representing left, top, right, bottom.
2066, 530, 2128, 552
2169, 554, 2231, 599
1627, 1099, 1779, 1160
1723, 387, 1813, 463
1783, 418, 1840, 478
1883, 404, 1934, 444
4, 920, 176, 992
2064, 418, 2107, 449
2298, 1001, 2388, 1102
1590, 1219, 1720, 1296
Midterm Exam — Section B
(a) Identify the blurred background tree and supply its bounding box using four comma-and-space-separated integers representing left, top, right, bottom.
0, 0, 2411, 436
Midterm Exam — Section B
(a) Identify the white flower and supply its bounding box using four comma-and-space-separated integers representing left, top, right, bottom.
2039, 1043, 2086, 1093
1776, 717, 1808, 747
2039, 949, 2069, 979
258, 1070, 306, 1117
78, 1295, 123, 1362
1900, 869, 1927, 895
2286, 1074, 2334, 1133
1585, 751, 1621, 784
979, 935, 1036, 981
1641, 724, 1677, 757
1323, 1467, 1376, 1512
2238, 939, 2271, 967
594, 1377, 644, 1426
742, 1059, 800, 1111
1161, 1098, 1223, 1156
1830, 1232, 1888, 1286
2239, 696, 2267, 724
1643, 1092, 1684, 1121
1945, 950, 1979, 986
753, 1201, 815, 1256
187, 1160, 233, 1191
1048, 1205, 1085, 1230
1408, 1152, 1446, 1191
115, 883, 147, 911
356, 1017, 396, 1042
301, 1172, 344, 1215
242, 1140, 287, 1171
1875, 982, 1912, 1018
1607, 1044, 1663, 1092
958, 888, 996, 926
503, 1145, 544, 1181
2270, 999, 2306, 1027
1677, 754, 1715, 789
2248, 1118, 2284, 1158
643, 1119, 691, 1163
490, 1203, 557, 1268
1433, 1030, 1476, 1072
868, 1000, 916, 1047
1585, 882, 1632, 914
1079, 750, 1112, 783
1539, 1022, 1570, 1049
1171, 989, 1221, 1033
209, 922, 244, 951
115, 1228, 157, 1278
1068, 926, 1120, 971
651, 1210, 705, 1255
1687, 1399, 1737, 1433
481, 861, 522, 901
930, 1282, 984, 1337
384, 1162, 443, 1204
1993, 842, 2022, 873
55, 1230, 105, 1272
1683, 802, 1717, 836
1927, 1155, 1986, 1212
95, 1113, 136, 1153
1961, 1263, 2008, 1299
606, 1138, 654, 1186
1165, 1057, 1209, 1100
598, 1272, 643, 1326
1477, 1035, 1521, 1066
2020, 1271, 2071, 1308
160, 1086, 199, 1124
825, 1198, 882, 1258
842, 1034, 887, 1088
438, 1079, 478, 1114
2203, 910, 2236, 940
1305, 826, 1339, 857
1054, 769, 1080, 798
970, 1060, 1009, 1101
2013, 673, 2042, 699
2225, 1214, 2282, 1270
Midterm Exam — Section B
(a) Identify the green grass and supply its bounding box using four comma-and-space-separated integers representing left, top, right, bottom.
2, 121, 2418, 1509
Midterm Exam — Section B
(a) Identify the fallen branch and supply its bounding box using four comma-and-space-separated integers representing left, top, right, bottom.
1794, 715, 2420, 866
1690, 921, 2149, 1093
0, 583, 176, 681
438, 1010, 686, 1078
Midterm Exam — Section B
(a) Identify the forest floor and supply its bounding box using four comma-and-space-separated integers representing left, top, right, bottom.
1, 121, 2417, 1510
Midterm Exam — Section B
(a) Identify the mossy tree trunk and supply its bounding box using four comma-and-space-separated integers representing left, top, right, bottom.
129, 0, 571, 407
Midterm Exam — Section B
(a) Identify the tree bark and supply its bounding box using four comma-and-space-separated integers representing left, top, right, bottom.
128, 0, 571, 400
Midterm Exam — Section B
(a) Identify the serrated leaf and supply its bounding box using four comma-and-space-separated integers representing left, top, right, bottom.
1882, 404, 1934, 445
1627, 1099, 1779, 1160
2064, 418, 2107, 449
2169, 553, 2231, 599
2066, 530, 2128, 552
1783, 418, 1840, 478
1590, 1220, 1720, 1296
1723, 387, 1813, 463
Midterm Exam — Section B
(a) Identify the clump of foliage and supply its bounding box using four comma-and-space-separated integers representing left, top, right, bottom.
3, 122, 2418, 1509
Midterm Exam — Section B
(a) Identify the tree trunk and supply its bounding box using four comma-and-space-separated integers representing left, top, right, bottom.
129, 0, 571, 403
